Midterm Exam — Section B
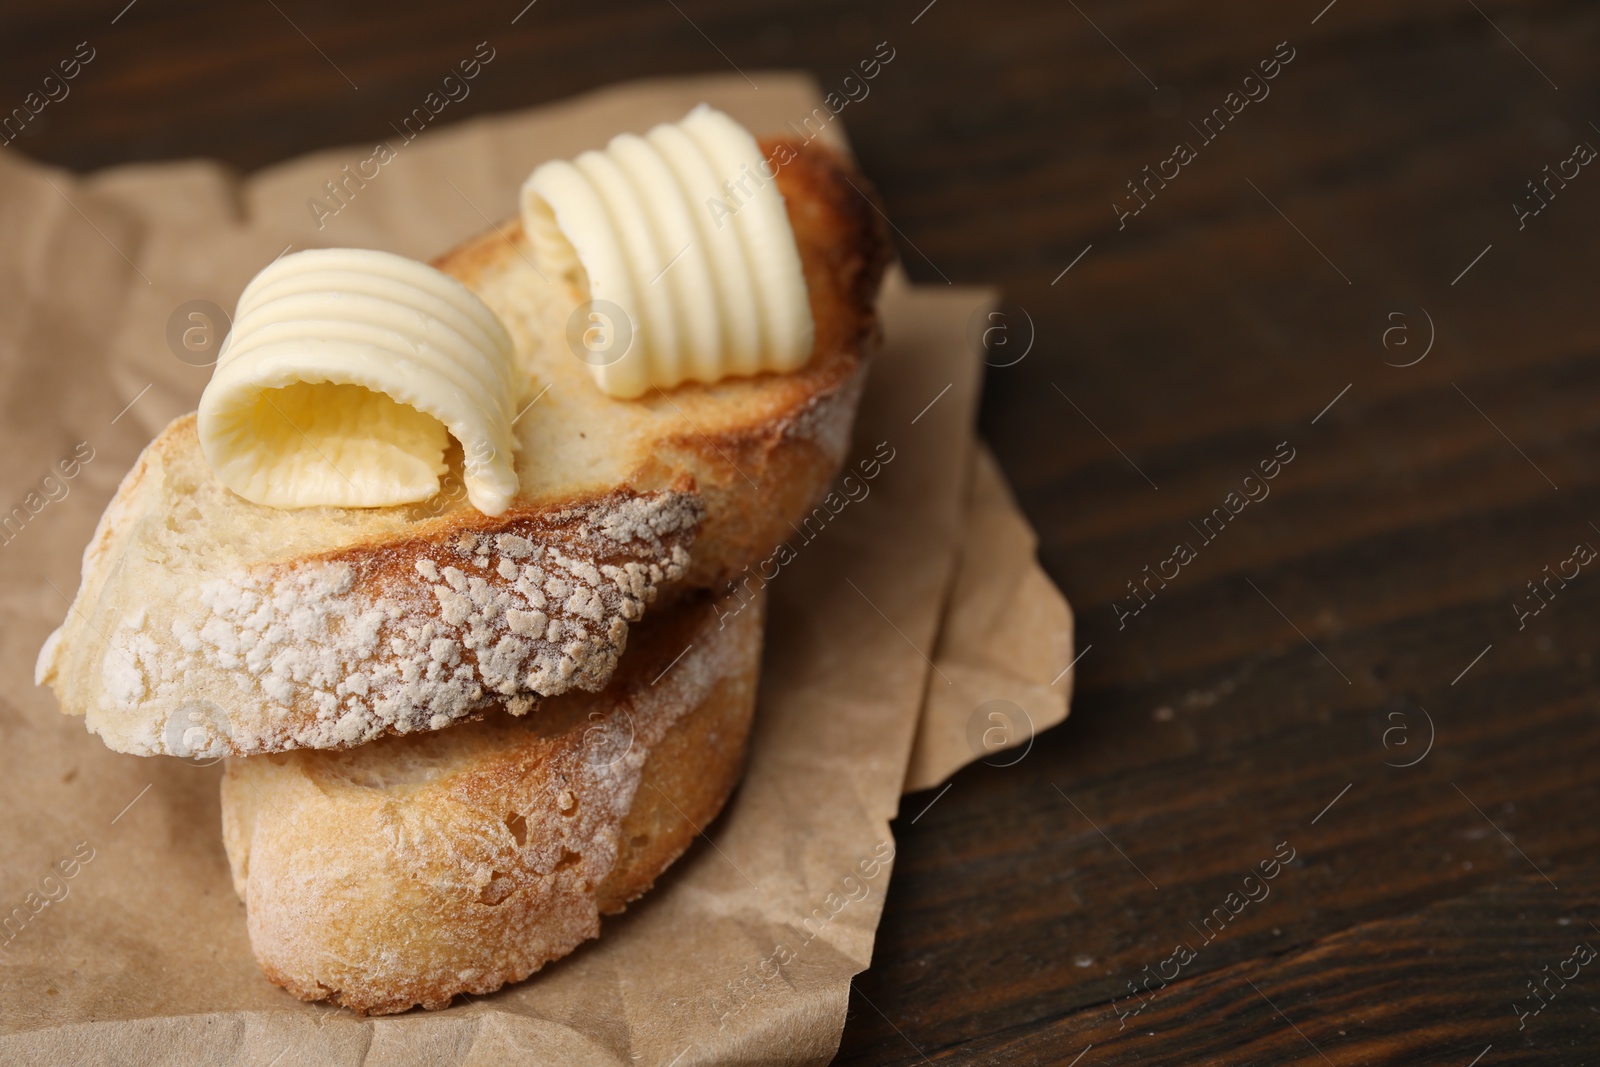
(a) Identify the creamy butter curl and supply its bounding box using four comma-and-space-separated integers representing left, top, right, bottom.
521, 104, 814, 398
198, 248, 520, 515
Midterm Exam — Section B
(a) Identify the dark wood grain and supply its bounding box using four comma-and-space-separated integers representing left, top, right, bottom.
6, 1, 1600, 1062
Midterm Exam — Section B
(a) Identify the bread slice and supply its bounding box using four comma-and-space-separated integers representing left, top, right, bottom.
220, 586, 763, 1015
37, 139, 888, 757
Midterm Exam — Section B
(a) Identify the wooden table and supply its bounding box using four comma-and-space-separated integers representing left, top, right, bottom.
7, 1, 1597, 1061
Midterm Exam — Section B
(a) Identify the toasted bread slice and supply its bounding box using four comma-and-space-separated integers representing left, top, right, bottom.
220, 587, 763, 1016
38, 139, 888, 757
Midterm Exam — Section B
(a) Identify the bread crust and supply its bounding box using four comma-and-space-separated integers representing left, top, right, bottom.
38, 138, 888, 756
221, 588, 764, 1015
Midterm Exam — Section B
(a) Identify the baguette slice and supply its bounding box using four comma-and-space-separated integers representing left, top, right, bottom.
38, 138, 888, 757
221, 586, 763, 1015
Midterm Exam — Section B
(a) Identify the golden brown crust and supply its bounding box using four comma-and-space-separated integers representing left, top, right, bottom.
39, 139, 888, 758
221, 588, 763, 1015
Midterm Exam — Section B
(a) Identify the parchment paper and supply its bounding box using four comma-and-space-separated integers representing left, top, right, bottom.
0, 73, 1072, 1064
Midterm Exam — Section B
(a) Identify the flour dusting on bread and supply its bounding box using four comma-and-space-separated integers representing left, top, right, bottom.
102, 489, 700, 756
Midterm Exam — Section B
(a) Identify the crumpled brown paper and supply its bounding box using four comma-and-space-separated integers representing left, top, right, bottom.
906, 444, 1076, 792
0, 73, 1071, 1064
